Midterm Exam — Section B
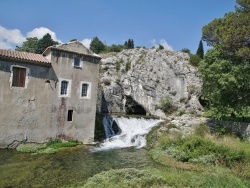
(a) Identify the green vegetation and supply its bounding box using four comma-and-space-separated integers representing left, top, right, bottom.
83, 168, 166, 188
16, 33, 58, 54
125, 61, 131, 71
196, 40, 204, 59
157, 96, 177, 114
124, 38, 134, 49
200, 0, 250, 120
90, 36, 106, 54
146, 123, 250, 187
16, 139, 79, 154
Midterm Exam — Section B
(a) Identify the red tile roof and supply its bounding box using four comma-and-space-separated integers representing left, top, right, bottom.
0, 49, 50, 66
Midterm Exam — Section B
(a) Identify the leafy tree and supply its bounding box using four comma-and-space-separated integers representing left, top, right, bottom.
199, 48, 250, 120
190, 54, 202, 67
202, 0, 250, 59
181, 48, 191, 54
199, 0, 250, 121
35, 33, 58, 54
196, 40, 204, 59
16, 37, 38, 53
90, 37, 106, 54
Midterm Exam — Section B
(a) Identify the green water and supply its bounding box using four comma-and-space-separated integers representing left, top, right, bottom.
0, 146, 155, 188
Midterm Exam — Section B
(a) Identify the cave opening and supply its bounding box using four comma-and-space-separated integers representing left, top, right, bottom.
125, 96, 147, 115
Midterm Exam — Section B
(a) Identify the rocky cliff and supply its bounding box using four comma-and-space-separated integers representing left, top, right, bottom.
97, 48, 203, 118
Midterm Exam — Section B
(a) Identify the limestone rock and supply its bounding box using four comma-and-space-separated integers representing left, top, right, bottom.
98, 48, 203, 117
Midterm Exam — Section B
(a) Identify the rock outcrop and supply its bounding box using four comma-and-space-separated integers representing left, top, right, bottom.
97, 48, 203, 117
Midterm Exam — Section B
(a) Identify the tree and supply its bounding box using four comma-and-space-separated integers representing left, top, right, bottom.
196, 40, 204, 59
90, 37, 106, 54
158, 44, 164, 50
124, 39, 134, 49
190, 54, 202, 67
200, 0, 250, 121
202, 0, 250, 59
181, 48, 191, 54
16, 37, 38, 53
199, 48, 250, 120
35, 33, 58, 54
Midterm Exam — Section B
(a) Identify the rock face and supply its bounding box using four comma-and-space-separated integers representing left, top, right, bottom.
97, 48, 203, 117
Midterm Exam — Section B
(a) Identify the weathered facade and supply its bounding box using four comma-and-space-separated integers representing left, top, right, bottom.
0, 41, 101, 148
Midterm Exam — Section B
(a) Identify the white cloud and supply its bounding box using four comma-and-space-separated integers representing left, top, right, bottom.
27, 27, 61, 43
0, 25, 26, 49
81, 38, 91, 49
150, 38, 173, 51
0, 26, 62, 49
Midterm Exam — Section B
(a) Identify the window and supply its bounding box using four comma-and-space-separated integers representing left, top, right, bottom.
61, 81, 68, 95
11, 66, 28, 88
67, 110, 73, 121
74, 57, 80, 67
58, 78, 71, 97
80, 82, 91, 99
81, 83, 89, 97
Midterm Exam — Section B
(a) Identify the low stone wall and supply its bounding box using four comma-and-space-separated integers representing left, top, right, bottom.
207, 120, 250, 140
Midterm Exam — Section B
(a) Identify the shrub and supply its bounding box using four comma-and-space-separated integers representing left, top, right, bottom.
159, 96, 176, 114
193, 123, 210, 137
83, 168, 166, 188
125, 61, 131, 71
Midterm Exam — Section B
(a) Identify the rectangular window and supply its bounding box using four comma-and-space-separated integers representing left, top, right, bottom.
81, 83, 89, 97
74, 57, 80, 67
67, 110, 73, 121
80, 82, 91, 99
12, 67, 26, 87
61, 80, 68, 95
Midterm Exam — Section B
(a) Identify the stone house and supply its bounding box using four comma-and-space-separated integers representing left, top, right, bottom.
0, 41, 101, 148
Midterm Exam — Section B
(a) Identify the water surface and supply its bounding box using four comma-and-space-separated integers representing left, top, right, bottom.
0, 146, 155, 187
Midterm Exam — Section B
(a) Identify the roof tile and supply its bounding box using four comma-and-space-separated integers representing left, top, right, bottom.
0, 49, 50, 66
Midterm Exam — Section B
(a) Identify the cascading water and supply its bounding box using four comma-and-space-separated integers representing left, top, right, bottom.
102, 115, 116, 138
92, 116, 163, 152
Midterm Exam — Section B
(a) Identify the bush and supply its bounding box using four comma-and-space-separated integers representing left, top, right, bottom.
83, 168, 166, 188
159, 136, 247, 166
159, 96, 176, 114
100, 77, 111, 85
125, 61, 131, 71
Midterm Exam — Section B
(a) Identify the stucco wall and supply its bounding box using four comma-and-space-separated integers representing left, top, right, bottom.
49, 49, 99, 144
0, 46, 99, 148
0, 60, 57, 148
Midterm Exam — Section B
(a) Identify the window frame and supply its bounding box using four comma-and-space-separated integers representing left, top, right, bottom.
73, 57, 81, 67
10, 65, 29, 89
80, 81, 91, 99
58, 78, 72, 97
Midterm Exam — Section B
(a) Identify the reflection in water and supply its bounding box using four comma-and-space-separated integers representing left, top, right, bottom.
0, 146, 155, 187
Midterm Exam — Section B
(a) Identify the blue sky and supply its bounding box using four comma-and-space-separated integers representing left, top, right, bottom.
0, 0, 236, 53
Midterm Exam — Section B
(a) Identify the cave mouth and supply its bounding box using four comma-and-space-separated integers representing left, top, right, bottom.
125, 96, 147, 115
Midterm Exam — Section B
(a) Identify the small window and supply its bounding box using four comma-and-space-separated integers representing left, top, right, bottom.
81, 83, 89, 97
12, 67, 26, 87
61, 81, 68, 95
67, 110, 73, 121
58, 78, 71, 97
74, 57, 80, 67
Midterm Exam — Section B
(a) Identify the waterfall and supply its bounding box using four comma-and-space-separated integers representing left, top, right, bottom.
92, 116, 163, 152
102, 115, 116, 138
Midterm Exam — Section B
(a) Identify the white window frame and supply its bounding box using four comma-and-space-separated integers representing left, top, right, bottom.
80, 81, 91, 99
73, 56, 82, 67
58, 78, 72, 97
10, 65, 29, 89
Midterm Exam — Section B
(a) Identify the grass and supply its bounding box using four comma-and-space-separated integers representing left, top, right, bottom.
146, 122, 250, 187
16, 139, 79, 154
67, 168, 167, 188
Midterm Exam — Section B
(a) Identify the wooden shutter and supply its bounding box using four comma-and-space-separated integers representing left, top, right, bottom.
12, 67, 26, 87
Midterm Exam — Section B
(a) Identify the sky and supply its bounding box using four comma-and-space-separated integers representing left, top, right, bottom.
0, 0, 236, 53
